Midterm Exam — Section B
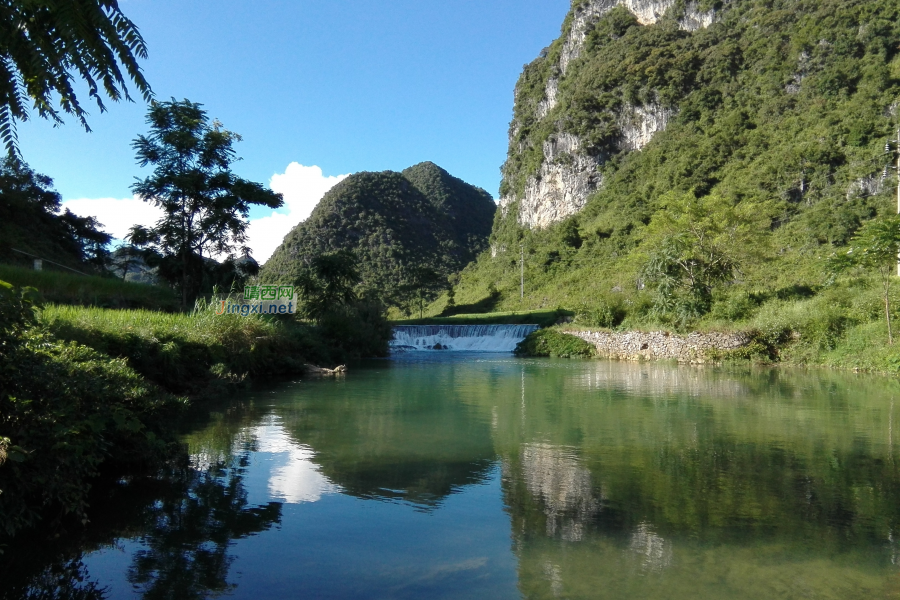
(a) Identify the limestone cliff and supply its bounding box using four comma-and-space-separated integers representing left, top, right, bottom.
498, 0, 721, 231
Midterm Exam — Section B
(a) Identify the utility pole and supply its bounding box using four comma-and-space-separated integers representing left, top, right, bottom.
885, 126, 900, 275
520, 244, 524, 299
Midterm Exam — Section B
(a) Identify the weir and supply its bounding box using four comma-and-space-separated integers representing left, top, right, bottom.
390, 324, 539, 352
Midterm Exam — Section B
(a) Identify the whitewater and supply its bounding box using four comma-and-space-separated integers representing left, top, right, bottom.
390, 324, 539, 352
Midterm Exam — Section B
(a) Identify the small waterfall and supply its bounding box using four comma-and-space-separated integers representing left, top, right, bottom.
391, 324, 539, 352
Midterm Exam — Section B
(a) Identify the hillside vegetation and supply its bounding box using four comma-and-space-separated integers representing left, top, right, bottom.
446, 0, 900, 369
0, 264, 177, 311
261, 162, 495, 311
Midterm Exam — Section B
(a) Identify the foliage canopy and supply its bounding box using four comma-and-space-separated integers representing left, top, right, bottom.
129, 99, 283, 306
0, 0, 151, 155
0, 157, 111, 269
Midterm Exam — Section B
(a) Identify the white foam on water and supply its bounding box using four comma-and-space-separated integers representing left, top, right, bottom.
390, 324, 539, 353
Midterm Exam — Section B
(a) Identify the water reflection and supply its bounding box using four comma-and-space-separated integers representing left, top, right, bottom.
1, 403, 282, 600
125, 461, 281, 599
268, 367, 496, 507
8, 357, 900, 599
250, 417, 338, 504
512, 443, 600, 541
499, 360, 900, 598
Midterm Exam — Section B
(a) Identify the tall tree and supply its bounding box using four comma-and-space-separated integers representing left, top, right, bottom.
295, 250, 360, 322
129, 99, 283, 307
0, 156, 111, 267
829, 215, 900, 345
0, 0, 151, 155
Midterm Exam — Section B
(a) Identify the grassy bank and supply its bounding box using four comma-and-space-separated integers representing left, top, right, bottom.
0, 264, 177, 311
393, 309, 570, 328
512, 276, 900, 375
40, 304, 316, 395
40, 300, 392, 395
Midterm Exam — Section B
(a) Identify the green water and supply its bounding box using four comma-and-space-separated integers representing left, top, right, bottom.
6, 353, 900, 599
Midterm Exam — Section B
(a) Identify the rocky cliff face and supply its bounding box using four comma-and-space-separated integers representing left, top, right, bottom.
499, 0, 720, 231
500, 133, 602, 229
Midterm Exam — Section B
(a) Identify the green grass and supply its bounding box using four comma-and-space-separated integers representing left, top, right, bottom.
0, 264, 177, 311
392, 309, 570, 328
38, 303, 328, 395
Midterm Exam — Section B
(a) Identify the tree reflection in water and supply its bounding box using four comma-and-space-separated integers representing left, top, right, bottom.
0, 557, 105, 600
126, 459, 281, 599
1, 447, 281, 600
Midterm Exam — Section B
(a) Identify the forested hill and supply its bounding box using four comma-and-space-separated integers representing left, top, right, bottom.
260, 162, 495, 306
451, 0, 900, 320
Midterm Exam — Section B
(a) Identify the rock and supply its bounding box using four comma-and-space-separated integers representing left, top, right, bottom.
304, 364, 347, 376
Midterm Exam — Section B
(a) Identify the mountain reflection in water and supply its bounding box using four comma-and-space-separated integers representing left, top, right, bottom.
5, 355, 900, 599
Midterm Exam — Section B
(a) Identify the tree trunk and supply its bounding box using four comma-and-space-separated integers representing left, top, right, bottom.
885, 274, 894, 345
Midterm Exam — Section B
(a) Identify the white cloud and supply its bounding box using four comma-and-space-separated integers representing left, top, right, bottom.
247, 163, 349, 264
61, 196, 164, 242
60, 163, 348, 263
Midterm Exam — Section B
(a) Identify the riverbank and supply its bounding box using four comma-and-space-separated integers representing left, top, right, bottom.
0, 281, 392, 540
518, 321, 900, 376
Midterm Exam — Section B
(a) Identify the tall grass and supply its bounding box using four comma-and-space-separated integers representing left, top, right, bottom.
41, 302, 276, 347
39, 303, 326, 394
0, 264, 177, 311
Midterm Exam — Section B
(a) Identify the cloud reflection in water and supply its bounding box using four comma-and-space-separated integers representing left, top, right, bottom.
250, 417, 339, 504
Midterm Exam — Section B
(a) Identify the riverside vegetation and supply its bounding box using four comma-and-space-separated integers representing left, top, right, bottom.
7, 0, 900, 552
0, 116, 493, 542
0, 275, 392, 540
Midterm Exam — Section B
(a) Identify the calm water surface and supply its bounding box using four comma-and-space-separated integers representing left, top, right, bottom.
7, 353, 900, 599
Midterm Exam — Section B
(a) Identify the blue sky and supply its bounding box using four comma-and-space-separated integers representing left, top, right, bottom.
21, 0, 570, 261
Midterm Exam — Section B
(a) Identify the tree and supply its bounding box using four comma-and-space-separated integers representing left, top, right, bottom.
295, 250, 360, 322
0, 156, 111, 267
829, 215, 900, 345
639, 191, 771, 325
397, 266, 444, 319
0, 0, 151, 155
129, 99, 283, 307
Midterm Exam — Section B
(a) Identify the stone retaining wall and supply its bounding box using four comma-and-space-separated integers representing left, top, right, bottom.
568, 330, 750, 363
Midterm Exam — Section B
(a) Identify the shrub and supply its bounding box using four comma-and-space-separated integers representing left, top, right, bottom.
0, 282, 182, 538
317, 301, 393, 359
573, 297, 626, 328
515, 328, 596, 358
707, 289, 761, 323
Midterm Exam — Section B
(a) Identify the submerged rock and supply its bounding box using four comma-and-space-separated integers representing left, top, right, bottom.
304, 364, 347, 376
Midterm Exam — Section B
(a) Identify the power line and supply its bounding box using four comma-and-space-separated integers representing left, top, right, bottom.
9, 248, 89, 276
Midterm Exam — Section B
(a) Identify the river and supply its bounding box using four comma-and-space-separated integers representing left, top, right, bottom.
5, 351, 900, 599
